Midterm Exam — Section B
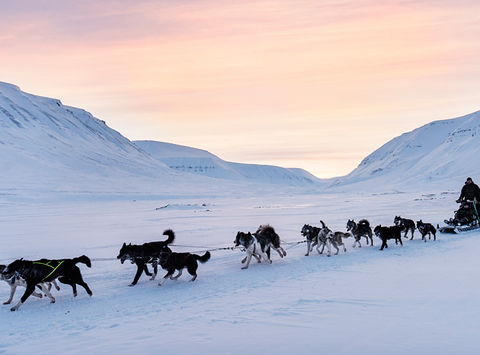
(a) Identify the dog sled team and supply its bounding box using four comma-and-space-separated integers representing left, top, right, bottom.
1, 217, 438, 311
1, 177, 477, 310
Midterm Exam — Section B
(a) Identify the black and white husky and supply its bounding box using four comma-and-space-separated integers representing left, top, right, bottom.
0, 264, 59, 305
346, 219, 373, 247
301, 224, 320, 256
317, 221, 349, 256
254, 225, 287, 260
234, 232, 272, 269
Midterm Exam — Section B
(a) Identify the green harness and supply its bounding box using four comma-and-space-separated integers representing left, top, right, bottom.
33, 260, 65, 282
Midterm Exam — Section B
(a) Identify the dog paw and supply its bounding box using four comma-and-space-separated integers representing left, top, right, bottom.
3, 301, 11, 305
10, 307, 16, 312
241, 266, 248, 269
128, 283, 135, 287
73, 292, 77, 297
50, 299, 56, 304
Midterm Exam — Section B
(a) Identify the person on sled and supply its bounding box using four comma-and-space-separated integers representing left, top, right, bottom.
456, 177, 480, 204
450, 177, 480, 226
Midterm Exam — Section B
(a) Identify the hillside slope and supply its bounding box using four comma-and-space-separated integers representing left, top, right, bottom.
134, 140, 320, 186
331, 110, 480, 191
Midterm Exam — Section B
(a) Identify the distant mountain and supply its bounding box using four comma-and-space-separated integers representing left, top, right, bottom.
134, 140, 320, 185
331, 110, 480, 191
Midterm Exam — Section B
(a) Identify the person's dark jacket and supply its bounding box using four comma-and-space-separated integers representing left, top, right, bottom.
458, 181, 480, 202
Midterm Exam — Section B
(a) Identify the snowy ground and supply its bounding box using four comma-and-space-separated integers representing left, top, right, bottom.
0, 191, 479, 354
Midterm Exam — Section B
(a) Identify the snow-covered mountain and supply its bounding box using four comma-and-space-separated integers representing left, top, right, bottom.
331, 110, 480, 191
0, 82, 320, 200
0, 82, 190, 197
134, 140, 319, 185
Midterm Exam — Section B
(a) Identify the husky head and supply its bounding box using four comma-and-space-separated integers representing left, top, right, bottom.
346, 219, 355, 231
234, 232, 253, 248
117, 243, 133, 264
2, 259, 27, 279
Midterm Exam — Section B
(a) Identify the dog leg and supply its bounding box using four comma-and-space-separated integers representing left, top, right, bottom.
317, 242, 324, 254
143, 264, 152, 276
332, 241, 339, 255
51, 279, 60, 291
253, 254, 262, 263
259, 251, 272, 264
342, 242, 347, 253
4, 284, 17, 305
273, 247, 285, 258
10, 284, 36, 311
150, 261, 158, 281
130, 264, 144, 286
365, 235, 370, 246
159, 269, 175, 285
32, 288, 43, 298
38, 283, 55, 303
242, 252, 253, 269
379, 240, 386, 251
170, 269, 183, 280
241, 256, 247, 264
305, 240, 311, 256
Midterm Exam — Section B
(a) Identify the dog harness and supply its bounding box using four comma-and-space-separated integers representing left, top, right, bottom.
33, 260, 65, 282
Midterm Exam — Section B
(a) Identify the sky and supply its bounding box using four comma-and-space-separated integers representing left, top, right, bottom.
1, 0, 480, 178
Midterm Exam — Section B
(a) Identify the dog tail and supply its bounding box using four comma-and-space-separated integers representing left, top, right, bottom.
73, 255, 91, 268
193, 251, 211, 263
163, 229, 175, 245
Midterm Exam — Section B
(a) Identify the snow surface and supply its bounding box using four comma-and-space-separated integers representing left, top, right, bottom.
1, 192, 479, 354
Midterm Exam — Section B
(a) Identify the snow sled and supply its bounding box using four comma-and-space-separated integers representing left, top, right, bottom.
439, 200, 480, 234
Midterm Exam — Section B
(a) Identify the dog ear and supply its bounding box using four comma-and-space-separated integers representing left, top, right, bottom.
122, 242, 126, 247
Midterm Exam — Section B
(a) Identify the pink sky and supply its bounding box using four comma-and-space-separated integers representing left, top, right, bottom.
1, 0, 480, 177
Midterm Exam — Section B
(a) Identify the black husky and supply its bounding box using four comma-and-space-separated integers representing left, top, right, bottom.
2, 256, 92, 311
346, 219, 373, 247
394, 216, 416, 239
117, 230, 175, 286
156, 230, 211, 285
416, 220, 437, 241
374, 225, 404, 251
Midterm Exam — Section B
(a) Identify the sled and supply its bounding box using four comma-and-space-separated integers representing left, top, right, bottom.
439, 200, 480, 234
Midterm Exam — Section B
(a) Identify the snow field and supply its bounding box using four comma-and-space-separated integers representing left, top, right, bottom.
1, 192, 479, 354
